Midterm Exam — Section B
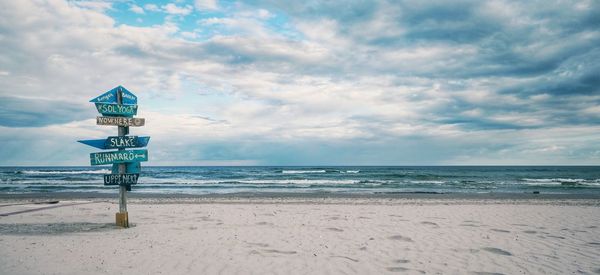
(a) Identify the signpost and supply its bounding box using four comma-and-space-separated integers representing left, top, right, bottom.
95, 103, 138, 116
79, 85, 149, 228
89, 85, 138, 105
78, 136, 150, 150
104, 174, 139, 185
112, 162, 141, 174
90, 149, 148, 166
97, 116, 145, 127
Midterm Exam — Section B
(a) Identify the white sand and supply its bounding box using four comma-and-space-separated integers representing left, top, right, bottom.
1, 198, 599, 274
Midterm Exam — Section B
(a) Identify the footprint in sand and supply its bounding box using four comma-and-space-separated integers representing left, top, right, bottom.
248, 249, 261, 255
394, 259, 410, 264
388, 235, 413, 242
460, 223, 480, 227
491, 229, 511, 233
482, 247, 512, 256
330, 255, 359, 262
387, 267, 410, 272
256, 221, 273, 226
262, 249, 297, 255
420, 221, 439, 227
327, 227, 344, 232
587, 242, 600, 246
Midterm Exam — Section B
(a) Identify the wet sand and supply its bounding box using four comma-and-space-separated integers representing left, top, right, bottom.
1, 196, 599, 274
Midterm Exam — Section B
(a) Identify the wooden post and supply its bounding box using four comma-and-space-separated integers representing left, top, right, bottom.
115, 89, 129, 228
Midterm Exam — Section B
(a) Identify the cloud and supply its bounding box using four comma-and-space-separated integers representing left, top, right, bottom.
195, 0, 219, 11
70, 0, 112, 12
162, 3, 193, 16
144, 4, 160, 12
129, 4, 144, 14
0, 0, 599, 165
0, 96, 92, 127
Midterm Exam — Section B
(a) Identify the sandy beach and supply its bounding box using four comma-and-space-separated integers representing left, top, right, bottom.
1, 196, 599, 274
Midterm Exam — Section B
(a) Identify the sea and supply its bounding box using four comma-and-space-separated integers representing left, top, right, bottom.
1, 166, 600, 196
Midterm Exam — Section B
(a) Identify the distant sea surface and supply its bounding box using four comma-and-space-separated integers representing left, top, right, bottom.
1, 166, 600, 195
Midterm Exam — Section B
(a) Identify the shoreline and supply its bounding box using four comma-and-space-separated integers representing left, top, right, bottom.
2, 192, 600, 208
2, 191, 600, 200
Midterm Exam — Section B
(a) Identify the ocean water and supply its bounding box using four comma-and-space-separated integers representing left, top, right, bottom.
1, 166, 599, 195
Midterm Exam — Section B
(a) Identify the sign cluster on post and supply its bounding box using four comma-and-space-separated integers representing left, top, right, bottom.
78, 86, 150, 228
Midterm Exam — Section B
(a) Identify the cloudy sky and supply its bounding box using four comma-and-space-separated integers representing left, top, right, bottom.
0, 0, 599, 166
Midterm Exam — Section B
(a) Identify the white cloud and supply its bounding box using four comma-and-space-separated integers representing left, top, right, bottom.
129, 4, 144, 14
257, 9, 270, 19
162, 3, 193, 16
70, 1, 112, 12
144, 4, 160, 12
0, 0, 599, 165
194, 0, 218, 11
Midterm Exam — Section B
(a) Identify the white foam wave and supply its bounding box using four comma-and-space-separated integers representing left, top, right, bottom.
282, 170, 327, 174
410, 180, 446, 184
140, 178, 363, 185
521, 178, 600, 186
20, 169, 111, 175
341, 170, 360, 173
2, 180, 103, 185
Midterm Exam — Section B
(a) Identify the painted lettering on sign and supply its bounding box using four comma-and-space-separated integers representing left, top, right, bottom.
104, 174, 139, 186
94, 93, 115, 103
90, 149, 148, 165
78, 136, 150, 150
90, 86, 138, 105
121, 89, 137, 103
109, 136, 136, 147
96, 116, 145, 127
95, 103, 138, 116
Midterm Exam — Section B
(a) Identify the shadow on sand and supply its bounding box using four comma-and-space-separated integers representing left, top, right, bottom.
0, 222, 126, 235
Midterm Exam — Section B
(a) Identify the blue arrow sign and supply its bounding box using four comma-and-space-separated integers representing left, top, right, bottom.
112, 162, 141, 174
78, 136, 150, 150
89, 86, 137, 105
90, 149, 148, 166
95, 103, 137, 117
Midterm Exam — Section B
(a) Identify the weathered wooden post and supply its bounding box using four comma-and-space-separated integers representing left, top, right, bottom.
78, 86, 150, 228
116, 89, 129, 227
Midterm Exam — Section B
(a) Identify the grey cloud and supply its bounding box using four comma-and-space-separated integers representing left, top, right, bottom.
0, 96, 92, 127
1, 0, 599, 165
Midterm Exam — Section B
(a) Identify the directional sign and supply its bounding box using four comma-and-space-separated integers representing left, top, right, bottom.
112, 162, 141, 174
90, 86, 137, 105
97, 116, 145, 127
78, 136, 150, 150
95, 103, 138, 117
90, 149, 148, 166
104, 174, 139, 186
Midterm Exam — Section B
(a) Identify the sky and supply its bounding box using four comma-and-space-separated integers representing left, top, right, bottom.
0, 0, 599, 166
